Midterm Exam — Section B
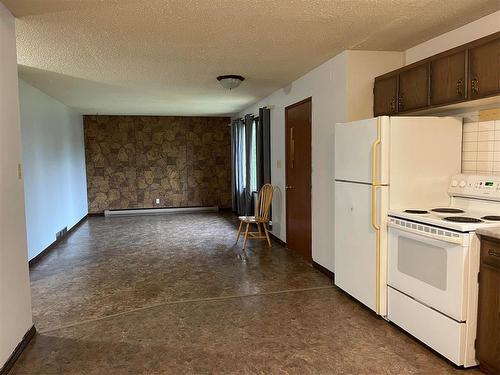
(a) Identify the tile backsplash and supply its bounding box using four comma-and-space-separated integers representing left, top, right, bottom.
462, 120, 500, 176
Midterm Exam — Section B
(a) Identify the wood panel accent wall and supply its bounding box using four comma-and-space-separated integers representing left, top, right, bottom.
84, 115, 231, 213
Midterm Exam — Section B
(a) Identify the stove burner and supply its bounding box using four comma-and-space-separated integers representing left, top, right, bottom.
443, 216, 483, 223
431, 208, 465, 214
404, 210, 428, 214
482, 216, 500, 221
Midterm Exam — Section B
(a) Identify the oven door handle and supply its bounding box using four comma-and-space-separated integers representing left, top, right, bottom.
388, 221, 466, 245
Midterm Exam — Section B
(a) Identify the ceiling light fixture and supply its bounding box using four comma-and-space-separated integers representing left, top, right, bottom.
217, 75, 245, 90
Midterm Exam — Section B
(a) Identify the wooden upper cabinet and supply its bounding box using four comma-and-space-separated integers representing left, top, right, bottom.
430, 50, 466, 105
372, 33, 499, 116
398, 63, 429, 112
469, 37, 500, 99
374, 75, 398, 116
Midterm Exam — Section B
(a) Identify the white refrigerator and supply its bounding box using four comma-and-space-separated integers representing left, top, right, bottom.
334, 116, 462, 316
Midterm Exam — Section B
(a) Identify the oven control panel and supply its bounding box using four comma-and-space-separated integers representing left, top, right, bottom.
448, 174, 500, 201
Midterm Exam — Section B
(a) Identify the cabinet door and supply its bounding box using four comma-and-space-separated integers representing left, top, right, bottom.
374, 75, 398, 116
476, 238, 500, 374
469, 37, 500, 99
430, 50, 466, 105
398, 63, 429, 112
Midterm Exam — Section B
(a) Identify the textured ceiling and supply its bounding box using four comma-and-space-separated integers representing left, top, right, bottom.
3, 0, 499, 116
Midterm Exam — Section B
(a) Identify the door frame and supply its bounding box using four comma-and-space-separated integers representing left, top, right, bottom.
284, 96, 312, 261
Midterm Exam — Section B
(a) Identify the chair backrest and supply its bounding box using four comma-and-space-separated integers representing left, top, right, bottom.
255, 184, 274, 221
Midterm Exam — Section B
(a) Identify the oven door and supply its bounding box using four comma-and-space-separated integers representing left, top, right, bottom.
388, 225, 468, 321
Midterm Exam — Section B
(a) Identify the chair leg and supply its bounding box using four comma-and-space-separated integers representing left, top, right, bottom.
236, 220, 244, 243
257, 222, 262, 236
264, 223, 272, 247
243, 222, 250, 251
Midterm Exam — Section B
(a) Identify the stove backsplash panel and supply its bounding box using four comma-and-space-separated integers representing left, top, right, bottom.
462, 120, 500, 176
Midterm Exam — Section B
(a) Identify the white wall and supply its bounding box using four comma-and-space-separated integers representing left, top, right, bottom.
19, 80, 88, 261
405, 11, 500, 64
240, 50, 403, 271
0, 3, 33, 367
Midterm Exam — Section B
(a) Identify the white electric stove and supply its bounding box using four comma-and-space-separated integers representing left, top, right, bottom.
386, 174, 500, 367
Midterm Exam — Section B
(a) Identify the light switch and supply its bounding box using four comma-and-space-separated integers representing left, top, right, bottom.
276, 160, 282, 168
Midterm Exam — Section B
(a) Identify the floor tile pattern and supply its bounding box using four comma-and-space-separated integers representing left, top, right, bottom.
12, 213, 482, 374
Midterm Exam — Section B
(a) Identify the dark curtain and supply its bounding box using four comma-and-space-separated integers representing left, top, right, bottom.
231, 118, 246, 215
258, 107, 271, 223
259, 107, 271, 185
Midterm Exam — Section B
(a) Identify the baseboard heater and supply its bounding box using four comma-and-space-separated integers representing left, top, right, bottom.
104, 206, 219, 217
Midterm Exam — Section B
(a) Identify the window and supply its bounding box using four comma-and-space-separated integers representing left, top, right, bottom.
239, 124, 247, 188
236, 118, 257, 192
231, 110, 270, 216
249, 118, 258, 193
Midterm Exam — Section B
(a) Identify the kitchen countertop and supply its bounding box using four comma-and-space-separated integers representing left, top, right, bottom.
476, 227, 500, 240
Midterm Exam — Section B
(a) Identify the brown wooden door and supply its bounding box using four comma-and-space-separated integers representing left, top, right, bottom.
398, 63, 430, 112
285, 98, 312, 262
469, 37, 500, 99
430, 50, 467, 105
476, 237, 500, 374
374, 75, 398, 116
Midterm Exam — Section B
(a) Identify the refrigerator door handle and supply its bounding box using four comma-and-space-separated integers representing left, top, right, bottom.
371, 119, 382, 315
371, 120, 381, 187
371, 185, 381, 231
372, 184, 381, 314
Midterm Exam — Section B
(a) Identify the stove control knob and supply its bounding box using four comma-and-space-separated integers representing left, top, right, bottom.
451, 180, 458, 187
459, 180, 467, 188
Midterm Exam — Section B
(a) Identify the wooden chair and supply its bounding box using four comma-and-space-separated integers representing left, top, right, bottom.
236, 184, 274, 251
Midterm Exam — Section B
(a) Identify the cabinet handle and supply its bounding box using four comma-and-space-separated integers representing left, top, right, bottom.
488, 249, 500, 258
456, 78, 463, 97
390, 97, 396, 112
398, 94, 404, 111
471, 77, 479, 95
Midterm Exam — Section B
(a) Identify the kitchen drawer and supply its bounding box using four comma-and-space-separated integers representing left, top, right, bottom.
481, 238, 500, 269
388, 286, 466, 365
